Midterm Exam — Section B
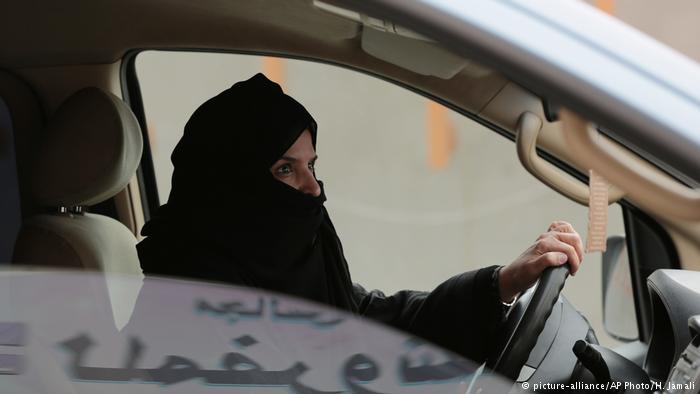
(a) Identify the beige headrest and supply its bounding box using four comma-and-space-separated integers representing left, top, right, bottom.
32, 87, 143, 207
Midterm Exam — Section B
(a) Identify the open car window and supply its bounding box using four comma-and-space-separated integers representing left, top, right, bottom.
136, 50, 631, 346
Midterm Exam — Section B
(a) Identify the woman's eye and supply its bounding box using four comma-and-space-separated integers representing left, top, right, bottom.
308, 162, 316, 171
276, 164, 292, 175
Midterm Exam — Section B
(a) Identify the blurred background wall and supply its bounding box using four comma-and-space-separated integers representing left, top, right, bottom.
588, 0, 700, 63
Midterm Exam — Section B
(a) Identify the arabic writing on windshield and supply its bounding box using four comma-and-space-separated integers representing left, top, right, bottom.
52, 295, 475, 393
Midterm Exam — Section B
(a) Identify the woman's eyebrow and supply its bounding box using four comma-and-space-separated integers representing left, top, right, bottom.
279, 155, 318, 162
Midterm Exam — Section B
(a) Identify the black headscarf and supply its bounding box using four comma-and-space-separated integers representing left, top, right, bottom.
137, 73, 358, 311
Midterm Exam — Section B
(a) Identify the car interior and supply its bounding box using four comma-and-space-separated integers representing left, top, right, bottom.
2, 0, 700, 391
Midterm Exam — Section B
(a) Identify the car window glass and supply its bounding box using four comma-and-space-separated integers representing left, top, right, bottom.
136, 50, 633, 346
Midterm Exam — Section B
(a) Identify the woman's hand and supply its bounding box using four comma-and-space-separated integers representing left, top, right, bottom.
497, 221, 584, 303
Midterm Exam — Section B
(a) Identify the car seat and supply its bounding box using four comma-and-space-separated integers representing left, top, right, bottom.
12, 87, 143, 276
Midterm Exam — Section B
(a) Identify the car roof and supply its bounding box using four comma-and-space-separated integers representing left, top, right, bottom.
1, 1, 357, 67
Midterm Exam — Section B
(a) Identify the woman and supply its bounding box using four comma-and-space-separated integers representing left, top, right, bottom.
136, 73, 583, 362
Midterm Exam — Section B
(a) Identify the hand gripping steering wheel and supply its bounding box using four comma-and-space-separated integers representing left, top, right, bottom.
486, 265, 570, 381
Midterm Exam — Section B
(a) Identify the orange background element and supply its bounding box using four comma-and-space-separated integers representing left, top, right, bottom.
263, 57, 286, 90
426, 101, 456, 170
595, 0, 615, 15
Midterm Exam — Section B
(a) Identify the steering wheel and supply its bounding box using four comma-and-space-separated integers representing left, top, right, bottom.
485, 265, 570, 381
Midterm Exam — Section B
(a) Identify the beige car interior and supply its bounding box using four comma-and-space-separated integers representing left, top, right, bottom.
12, 87, 143, 275
1, 74, 145, 329
2, 0, 700, 270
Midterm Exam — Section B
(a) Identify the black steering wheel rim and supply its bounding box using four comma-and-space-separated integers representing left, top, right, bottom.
486, 264, 570, 381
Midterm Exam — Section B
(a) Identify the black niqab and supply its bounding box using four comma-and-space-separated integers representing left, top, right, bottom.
137, 73, 358, 310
